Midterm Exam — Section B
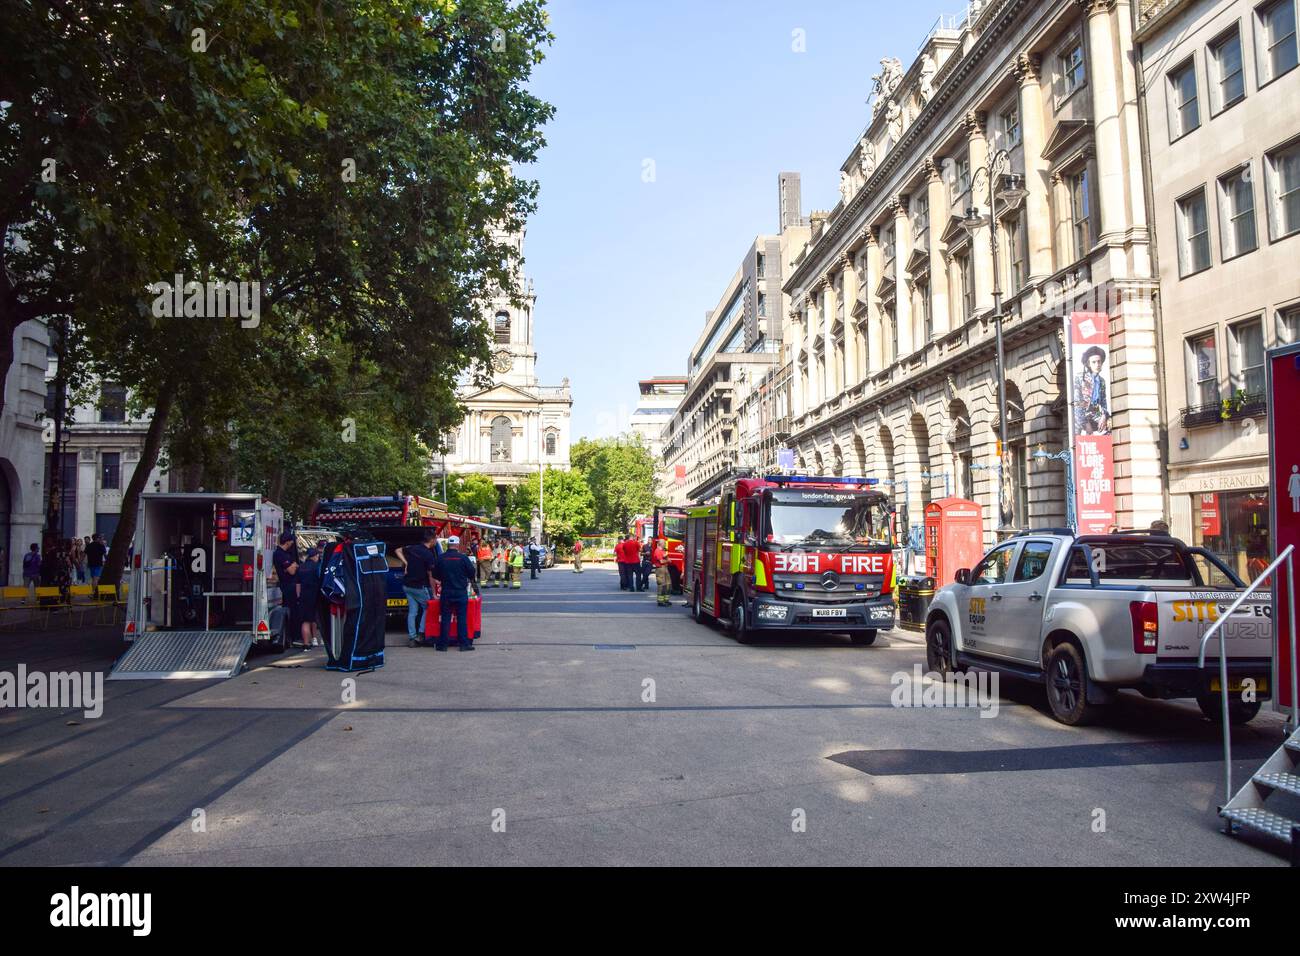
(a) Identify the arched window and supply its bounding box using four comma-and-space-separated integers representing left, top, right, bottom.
545, 430, 557, 456
491, 416, 512, 461
494, 311, 511, 343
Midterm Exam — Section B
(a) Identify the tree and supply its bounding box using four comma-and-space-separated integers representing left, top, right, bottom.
503, 467, 595, 545
446, 474, 499, 518
570, 434, 659, 533
3, 1, 555, 585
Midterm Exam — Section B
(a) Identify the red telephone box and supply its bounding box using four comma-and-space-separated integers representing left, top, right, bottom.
925, 497, 984, 586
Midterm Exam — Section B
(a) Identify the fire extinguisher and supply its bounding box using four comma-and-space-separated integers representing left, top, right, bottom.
215, 506, 230, 542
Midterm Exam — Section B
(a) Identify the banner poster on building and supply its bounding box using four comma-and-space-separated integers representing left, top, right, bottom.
1200, 492, 1221, 536
1065, 311, 1115, 534
1267, 344, 1300, 710
674, 464, 686, 487
776, 448, 795, 472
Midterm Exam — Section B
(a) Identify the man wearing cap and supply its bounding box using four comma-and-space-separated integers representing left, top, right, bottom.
272, 531, 300, 646
395, 528, 440, 649
433, 534, 480, 651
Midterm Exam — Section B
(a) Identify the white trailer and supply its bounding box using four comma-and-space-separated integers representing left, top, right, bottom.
111, 493, 289, 680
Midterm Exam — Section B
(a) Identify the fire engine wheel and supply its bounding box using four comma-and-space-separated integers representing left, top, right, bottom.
730, 591, 756, 644
1044, 642, 1102, 726
850, 629, 877, 646
691, 586, 704, 623
1195, 694, 1262, 725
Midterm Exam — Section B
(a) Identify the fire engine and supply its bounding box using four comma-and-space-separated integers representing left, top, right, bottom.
633, 506, 688, 593
683, 475, 896, 645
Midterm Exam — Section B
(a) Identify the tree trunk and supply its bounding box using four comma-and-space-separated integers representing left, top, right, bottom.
0, 317, 16, 426
101, 380, 176, 587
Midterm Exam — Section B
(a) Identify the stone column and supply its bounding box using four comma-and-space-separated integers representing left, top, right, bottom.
924, 159, 950, 335
1015, 53, 1053, 282
789, 308, 805, 417
840, 253, 861, 386
864, 232, 883, 374
964, 111, 994, 313
1083, 0, 1126, 247
805, 291, 821, 408
819, 275, 838, 397
892, 197, 913, 358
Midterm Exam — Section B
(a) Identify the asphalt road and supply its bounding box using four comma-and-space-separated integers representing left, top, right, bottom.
0, 565, 1290, 866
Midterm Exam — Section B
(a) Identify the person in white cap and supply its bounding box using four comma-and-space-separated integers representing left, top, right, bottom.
432, 534, 479, 651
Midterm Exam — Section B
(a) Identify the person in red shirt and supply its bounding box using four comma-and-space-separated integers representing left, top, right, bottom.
572, 538, 584, 574
616, 535, 635, 591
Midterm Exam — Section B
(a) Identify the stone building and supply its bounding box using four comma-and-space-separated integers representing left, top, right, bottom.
1, 321, 48, 585
1136, 0, 1300, 581
783, 0, 1163, 546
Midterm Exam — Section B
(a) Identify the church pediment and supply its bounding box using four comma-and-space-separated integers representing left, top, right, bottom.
461, 381, 544, 404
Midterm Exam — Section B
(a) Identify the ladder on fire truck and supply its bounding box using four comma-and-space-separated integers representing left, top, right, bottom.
1199, 545, 1300, 864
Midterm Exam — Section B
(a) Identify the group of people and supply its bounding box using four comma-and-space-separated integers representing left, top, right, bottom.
20, 533, 108, 602
394, 530, 480, 651
614, 534, 672, 608
472, 537, 549, 589
271, 531, 324, 650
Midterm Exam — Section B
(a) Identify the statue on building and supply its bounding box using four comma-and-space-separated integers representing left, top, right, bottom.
885, 99, 903, 148
839, 171, 851, 205
870, 57, 905, 116
918, 53, 937, 105
858, 136, 876, 178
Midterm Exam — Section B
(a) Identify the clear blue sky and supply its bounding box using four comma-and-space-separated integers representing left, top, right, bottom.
522, 0, 955, 440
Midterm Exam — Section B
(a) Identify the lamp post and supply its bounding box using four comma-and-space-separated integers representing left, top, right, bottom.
961, 150, 1028, 536
1033, 447, 1075, 532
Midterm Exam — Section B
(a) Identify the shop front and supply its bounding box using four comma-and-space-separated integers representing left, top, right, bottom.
1169, 461, 1271, 584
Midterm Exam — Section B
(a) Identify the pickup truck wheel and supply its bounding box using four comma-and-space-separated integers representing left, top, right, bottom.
1045, 642, 1101, 726
926, 618, 953, 675
850, 629, 877, 646
1196, 694, 1262, 725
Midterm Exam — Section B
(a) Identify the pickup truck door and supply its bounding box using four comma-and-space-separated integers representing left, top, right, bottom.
997, 539, 1059, 662
960, 541, 1023, 659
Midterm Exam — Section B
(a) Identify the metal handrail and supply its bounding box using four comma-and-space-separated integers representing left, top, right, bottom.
1197, 545, 1298, 805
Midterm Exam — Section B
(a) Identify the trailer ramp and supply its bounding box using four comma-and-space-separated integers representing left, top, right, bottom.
109, 631, 252, 680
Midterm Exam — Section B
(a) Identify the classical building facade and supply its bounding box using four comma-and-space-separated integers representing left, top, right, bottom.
629, 376, 686, 500
1, 321, 49, 585
1136, 0, 1300, 580
442, 226, 572, 509
662, 174, 810, 499
784, 0, 1163, 546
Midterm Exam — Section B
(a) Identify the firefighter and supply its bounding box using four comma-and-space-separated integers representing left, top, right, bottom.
490, 539, 506, 587
652, 539, 671, 607
476, 538, 493, 589
509, 543, 524, 588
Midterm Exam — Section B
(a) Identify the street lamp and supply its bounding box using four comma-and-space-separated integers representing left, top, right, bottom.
961, 151, 1027, 536
1032, 447, 1075, 532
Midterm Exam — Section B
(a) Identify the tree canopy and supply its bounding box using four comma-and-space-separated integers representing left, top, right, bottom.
570, 434, 659, 533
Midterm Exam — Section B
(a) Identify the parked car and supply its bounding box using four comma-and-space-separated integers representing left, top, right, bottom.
924, 532, 1273, 725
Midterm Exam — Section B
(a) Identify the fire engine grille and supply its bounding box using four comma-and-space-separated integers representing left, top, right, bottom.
109, 630, 252, 680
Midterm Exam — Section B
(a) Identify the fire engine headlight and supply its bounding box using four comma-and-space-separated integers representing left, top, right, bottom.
757, 604, 789, 621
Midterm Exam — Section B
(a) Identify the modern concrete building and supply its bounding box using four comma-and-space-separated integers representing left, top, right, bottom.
661, 174, 809, 501
630, 376, 686, 500
1136, 0, 1300, 580
1, 321, 49, 585
784, 0, 1163, 547
442, 225, 572, 513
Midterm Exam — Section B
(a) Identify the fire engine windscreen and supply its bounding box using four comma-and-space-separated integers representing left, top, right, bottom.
661, 515, 686, 540
765, 491, 893, 548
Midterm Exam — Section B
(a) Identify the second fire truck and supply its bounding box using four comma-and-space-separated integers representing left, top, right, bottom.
684, 475, 896, 645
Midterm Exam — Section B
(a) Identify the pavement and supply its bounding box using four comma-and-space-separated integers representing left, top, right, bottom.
0, 565, 1291, 866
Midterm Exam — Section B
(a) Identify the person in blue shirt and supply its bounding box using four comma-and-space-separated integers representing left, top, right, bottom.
395, 528, 440, 648
433, 534, 480, 651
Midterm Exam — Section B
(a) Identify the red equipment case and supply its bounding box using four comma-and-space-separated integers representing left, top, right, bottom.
424, 592, 482, 642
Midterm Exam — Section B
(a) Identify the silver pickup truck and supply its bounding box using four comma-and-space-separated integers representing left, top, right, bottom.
924, 532, 1273, 725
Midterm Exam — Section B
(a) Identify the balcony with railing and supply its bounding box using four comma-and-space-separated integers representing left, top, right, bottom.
1180, 391, 1267, 428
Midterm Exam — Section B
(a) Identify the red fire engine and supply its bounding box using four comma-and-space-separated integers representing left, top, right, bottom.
683, 475, 896, 645
633, 506, 688, 593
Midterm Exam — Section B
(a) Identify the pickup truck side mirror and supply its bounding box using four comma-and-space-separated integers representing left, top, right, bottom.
955, 568, 971, 586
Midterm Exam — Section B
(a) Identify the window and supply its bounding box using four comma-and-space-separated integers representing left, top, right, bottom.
1186, 331, 1219, 406
1265, 138, 1300, 240
1208, 26, 1246, 113
494, 311, 511, 343
1068, 169, 1092, 260
887, 303, 899, 363
955, 156, 972, 197
1167, 58, 1201, 139
1004, 214, 1027, 291
1218, 165, 1258, 259
917, 279, 932, 345
490, 416, 512, 461
1013, 541, 1054, 582
756, 252, 766, 277
1229, 318, 1265, 394
882, 223, 896, 264
957, 254, 974, 320
99, 384, 126, 423
1000, 104, 1021, 149
1057, 40, 1086, 102
1176, 188, 1212, 276
544, 430, 557, 456
1281, 304, 1300, 344
912, 193, 929, 236
100, 452, 121, 491
971, 543, 1018, 585
1256, 0, 1298, 85
757, 293, 767, 318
